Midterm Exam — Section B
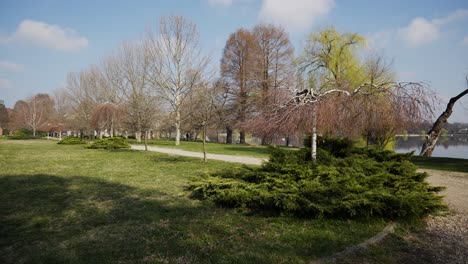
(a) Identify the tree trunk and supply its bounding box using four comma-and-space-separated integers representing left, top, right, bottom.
32, 128, 36, 137
239, 130, 246, 144
226, 127, 233, 144
136, 131, 141, 142
311, 105, 317, 162
285, 135, 290, 147
175, 109, 181, 146
110, 120, 114, 137
420, 88, 468, 156
144, 131, 148, 151
202, 125, 207, 162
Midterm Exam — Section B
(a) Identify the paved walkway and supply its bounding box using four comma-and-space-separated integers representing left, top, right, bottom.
130, 144, 266, 165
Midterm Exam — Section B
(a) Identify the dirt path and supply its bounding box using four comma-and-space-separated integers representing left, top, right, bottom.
130, 144, 266, 165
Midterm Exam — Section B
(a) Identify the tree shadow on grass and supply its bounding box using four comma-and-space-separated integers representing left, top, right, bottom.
0, 174, 382, 264
0, 174, 205, 263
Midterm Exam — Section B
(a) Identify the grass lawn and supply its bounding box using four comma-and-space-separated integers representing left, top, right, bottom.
128, 138, 288, 158
410, 156, 468, 173
0, 140, 386, 264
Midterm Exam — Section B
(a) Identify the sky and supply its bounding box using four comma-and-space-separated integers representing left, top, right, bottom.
1, 0, 467, 122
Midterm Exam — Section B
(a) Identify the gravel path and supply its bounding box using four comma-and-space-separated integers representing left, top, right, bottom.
130, 144, 266, 165
321, 169, 468, 264
410, 169, 468, 264
423, 169, 468, 213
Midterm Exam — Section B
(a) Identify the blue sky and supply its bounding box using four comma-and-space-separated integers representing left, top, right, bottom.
1, 0, 467, 122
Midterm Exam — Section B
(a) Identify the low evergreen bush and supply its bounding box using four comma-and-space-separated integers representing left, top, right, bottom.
8, 128, 41, 140
57, 136, 86, 145
86, 137, 130, 150
189, 143, 446, 219
304, 135, 354, 158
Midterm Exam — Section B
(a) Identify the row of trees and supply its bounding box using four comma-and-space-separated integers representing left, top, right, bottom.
3, 15, 437, 159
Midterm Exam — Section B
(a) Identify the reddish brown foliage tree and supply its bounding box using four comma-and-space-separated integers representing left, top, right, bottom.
10, 94, 55, 136
221, 28, 259, 144
91, 103, 123, 139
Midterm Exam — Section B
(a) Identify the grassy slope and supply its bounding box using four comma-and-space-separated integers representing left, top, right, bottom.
0, 140, 385, 264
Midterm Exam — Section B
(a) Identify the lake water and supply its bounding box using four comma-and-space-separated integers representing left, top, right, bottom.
395, 135, 468, 159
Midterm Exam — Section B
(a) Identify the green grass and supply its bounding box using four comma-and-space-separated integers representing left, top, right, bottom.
0, 140, 386, 264
410, 156, 468, 173
128, 138, 291, 158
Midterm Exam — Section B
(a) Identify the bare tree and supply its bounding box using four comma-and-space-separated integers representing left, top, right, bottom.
182, 81, 218, 161
50, 89, 75, 138
421, 77, 468, 156
65, 71, 99, 137
147, 15, 209, 146
105, 41, 158, 148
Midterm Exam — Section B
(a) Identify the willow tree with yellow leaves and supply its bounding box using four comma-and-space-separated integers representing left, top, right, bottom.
264, 27, 435, 162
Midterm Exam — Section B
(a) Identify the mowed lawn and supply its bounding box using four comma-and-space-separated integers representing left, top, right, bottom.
0, 140, 386, 264
410, 156, 468, 173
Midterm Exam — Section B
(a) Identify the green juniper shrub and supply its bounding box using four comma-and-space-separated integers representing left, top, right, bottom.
304, 135, 354, 158
7, 128, 41, 140
57, 136, 86, 145
189, 142, 446, 219
86, 137, 130, 150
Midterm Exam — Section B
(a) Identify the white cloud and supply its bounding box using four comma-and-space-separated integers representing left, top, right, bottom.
398, 9, 468, 47
258, 0, 335, 32
398, 17, 439, 47
0, 60, 24, 72
463, 35, 468, 45
0, 78, 11, 89
0, 20, 88, 51
208, 0, 233, 7
432, 9, 468, 26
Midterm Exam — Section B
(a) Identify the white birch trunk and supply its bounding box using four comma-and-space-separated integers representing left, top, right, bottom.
311, 104, 317, 162
175, 109, 181, 146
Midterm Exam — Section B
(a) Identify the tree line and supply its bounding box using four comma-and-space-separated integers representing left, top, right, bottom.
1, 15, 437, 156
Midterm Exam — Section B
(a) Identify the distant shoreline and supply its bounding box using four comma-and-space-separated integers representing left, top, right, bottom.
395, 134, 468, 137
